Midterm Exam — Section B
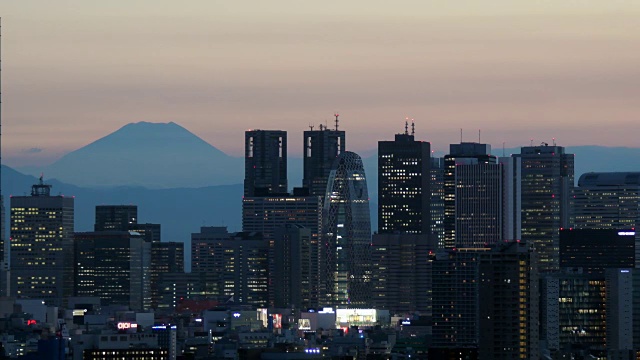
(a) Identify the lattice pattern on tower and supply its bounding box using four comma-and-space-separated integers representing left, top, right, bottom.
321, 151, 372, 308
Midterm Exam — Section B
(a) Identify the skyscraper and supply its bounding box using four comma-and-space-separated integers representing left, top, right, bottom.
321, 151, 371, 308
242, 194, 322, 307
430, 157, 445, 248
541, 269, 607, 357
443, 143, 520, 249
478, 241, 540, 360
378, 124, 431, 234
94, 205, 137, 231
560, 229, 636, 273
10, 179, 74, 306
190, 228, 269, 307
431, 248, 485, 356
74, 231, 151, 310
574, 172, 640, 230
514, 144, 574, 273
272, 224, 313, 309
371, 233, 436, 315
432, 242, 539, 360
303, 118, 345, 196
244, 130, 287, 197
150, 242, 184, 308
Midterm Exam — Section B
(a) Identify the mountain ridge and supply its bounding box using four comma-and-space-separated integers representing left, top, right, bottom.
28, 122, 243, 189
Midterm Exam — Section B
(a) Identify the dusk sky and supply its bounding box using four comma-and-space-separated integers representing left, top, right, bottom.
2, 1, 640, 167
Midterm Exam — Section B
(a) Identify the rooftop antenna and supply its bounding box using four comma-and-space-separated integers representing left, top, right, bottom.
552, 137, 556, 146
334, 113, 339, 131
460, 128, 463, 143
530, 138, 534, 146
404, 120, 409, 135
309, 124, 314, 131
319, 123, 323, 131
411, 119, 415, 136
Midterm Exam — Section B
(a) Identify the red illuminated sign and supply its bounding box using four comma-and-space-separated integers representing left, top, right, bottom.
27, 319, 36, 326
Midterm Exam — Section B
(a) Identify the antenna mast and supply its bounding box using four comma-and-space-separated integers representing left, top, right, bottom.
404, 120, 409, 135
334, 113, 339, 131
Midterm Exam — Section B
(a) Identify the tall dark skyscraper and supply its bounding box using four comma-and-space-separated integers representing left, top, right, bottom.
190, 228, 268, 307
243, 194, 322, 308
95, 205, 137, 231
321, 151, 371, 308
10, 179, 74, 306
443, 143, 520, 249
244, 130, 287, 197
74, 231, 151, 310
478, 242, 540, 360
371, 233, 436, 315
514, 144, 574, 273
272, 224, 313, 310
303, 118, 345, 196
150, 241, 184, 308
430, 157, 445, 248
378, 123, 431, 234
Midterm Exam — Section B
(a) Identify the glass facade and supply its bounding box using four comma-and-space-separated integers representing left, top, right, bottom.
321, 151, 371, 308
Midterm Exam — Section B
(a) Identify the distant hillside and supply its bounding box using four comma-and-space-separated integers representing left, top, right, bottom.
23, 122, 243, 188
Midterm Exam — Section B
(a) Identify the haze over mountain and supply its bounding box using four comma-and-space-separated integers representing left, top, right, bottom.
16, 121, 640, 191
21, 122, 243, 189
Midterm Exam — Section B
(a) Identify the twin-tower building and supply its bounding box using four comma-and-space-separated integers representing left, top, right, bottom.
242, 117, 372, 309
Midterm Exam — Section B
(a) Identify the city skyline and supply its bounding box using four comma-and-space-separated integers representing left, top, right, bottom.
2, 1, 640, 167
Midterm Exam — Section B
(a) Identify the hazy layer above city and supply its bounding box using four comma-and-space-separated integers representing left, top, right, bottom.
2, 1, 640, 167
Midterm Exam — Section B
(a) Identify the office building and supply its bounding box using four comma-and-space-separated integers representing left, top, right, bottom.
514, 144, 574, 273
242, 193, 322, 307
541, 269, 607, 357
560, 228, 636, 273
321, 151, 371, 308
94, 205, 137, 231
74, 231, 151, 310
431, 157, 445, 248
95, 205, 161, 243
432, 243, 539, 359
272, 224, 313, 309
371, 233, 436, 315
244, 130, 287, 197
130, 222, 161, 243
242, 194, 321, 238
150, 242, 184, 308
10, 179, 74, 306
443, 143, 520, 249
190, 228, 268, 307
431, 248, 485, 353
574, 172, 640, 270
303, 119, 346, 196
478, 241, 539, 360
606, 268, 634, 355
378, 124, 431, 234
574, 172, 640, 230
